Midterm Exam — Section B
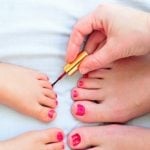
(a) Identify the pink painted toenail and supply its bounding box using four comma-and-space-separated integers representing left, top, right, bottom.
76, 104, 85, 116
62, 145, 65, 149
78, 80, 83, 87
57, 132, 64, 141
83, 74, 88, 78
56, 100, 58, 105
72, 90, 78, 98
48, 110, 55, 118
71, 133, 81, 146
55, 94, 57, 98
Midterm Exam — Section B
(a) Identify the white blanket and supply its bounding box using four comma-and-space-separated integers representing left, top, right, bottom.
0, 0, 149, 149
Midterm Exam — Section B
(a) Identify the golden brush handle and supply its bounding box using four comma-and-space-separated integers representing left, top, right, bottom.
64, 51, 88, 75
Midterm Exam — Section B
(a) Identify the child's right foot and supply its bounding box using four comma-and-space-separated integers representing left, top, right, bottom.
0, 63, 57, 122
0, 128, 64, 150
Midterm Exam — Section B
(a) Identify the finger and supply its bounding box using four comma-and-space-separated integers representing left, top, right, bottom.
79, 39, 117, 74
66, 12, 103, 63
85, 31, 106, 54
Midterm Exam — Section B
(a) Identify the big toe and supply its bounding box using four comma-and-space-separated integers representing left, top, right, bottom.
71, 101, 110, 123
33, 105, 57, 122
40, 128, 64, 143
68, 126, 104, 149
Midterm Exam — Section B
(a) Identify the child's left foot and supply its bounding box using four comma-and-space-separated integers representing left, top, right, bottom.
68, 125, 150, 150
71, 56, 150, 123
0, 128, 64, 150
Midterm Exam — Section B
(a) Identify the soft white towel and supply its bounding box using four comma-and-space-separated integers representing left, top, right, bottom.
0, 0, 149, 149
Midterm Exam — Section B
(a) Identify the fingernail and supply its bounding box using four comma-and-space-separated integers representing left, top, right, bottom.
72, 90, 78, 98
72, 133, 81, 146
76, 104, 85, 116
48, 110, 55, 118
78, 80, 83, 87
57, 132, 64, 141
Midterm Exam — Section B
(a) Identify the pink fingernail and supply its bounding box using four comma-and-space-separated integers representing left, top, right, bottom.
57, 132, 64, 141
78, 80, 83, 87
76, 104, 85, 116
72, 90, 78, 98
72, 133, 81, 146
48, 110, 55, 118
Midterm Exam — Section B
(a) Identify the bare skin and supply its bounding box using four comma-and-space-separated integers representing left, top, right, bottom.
68, 124, 150, 150
0, 63, 57, 122
0, 128, 64, 150
71, 55, 150, 123
66, 4, 150, 74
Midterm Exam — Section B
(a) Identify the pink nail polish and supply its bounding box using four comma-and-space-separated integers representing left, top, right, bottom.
57, 132, 64, 141
72, 133, 81, 146
62, 145, 65, 149
48, 110, 55, 118
55, 94, 57, 98
83, 74, 88, 78
72, 90, 78, 98
56, 100, 58, 105
78, 80, 83, 87
76, 104, 85, 116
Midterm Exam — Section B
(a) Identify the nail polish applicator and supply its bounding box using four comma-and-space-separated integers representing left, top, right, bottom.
52, 51, 88, 86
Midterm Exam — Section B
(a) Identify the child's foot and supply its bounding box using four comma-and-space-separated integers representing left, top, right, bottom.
71, 55, 150, 123
68, 124, 150, 149
0, 63, 57, 122
0, 128, 64, 150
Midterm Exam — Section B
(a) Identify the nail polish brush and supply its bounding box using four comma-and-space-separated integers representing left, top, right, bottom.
52, 51, 88, 86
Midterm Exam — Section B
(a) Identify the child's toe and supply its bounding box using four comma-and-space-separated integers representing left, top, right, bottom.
39, 96, 57, 108
40, 80, 52, 89
36, 73, 49, 81
46, 142, 64, 150
35, 106, 57, 122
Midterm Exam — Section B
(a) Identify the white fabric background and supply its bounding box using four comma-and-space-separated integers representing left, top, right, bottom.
0, 0, 149, 149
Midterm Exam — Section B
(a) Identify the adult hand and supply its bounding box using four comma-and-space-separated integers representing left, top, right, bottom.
66, 4, 150, 74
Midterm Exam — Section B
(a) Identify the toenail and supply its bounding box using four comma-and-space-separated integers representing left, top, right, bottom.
83, 74, 88, 78
56, 100, 58, 105
76, 104, 85, 116
78, 80, 83, 87
72, 90, 78, 98
62, 145, 65, 149
71, 133, 81, 146
55, 94, 57, 98
57, 132, 64, 141
48, 110, 55, 118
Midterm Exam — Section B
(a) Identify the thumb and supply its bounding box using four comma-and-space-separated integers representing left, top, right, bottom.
79, 41, 118, 74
